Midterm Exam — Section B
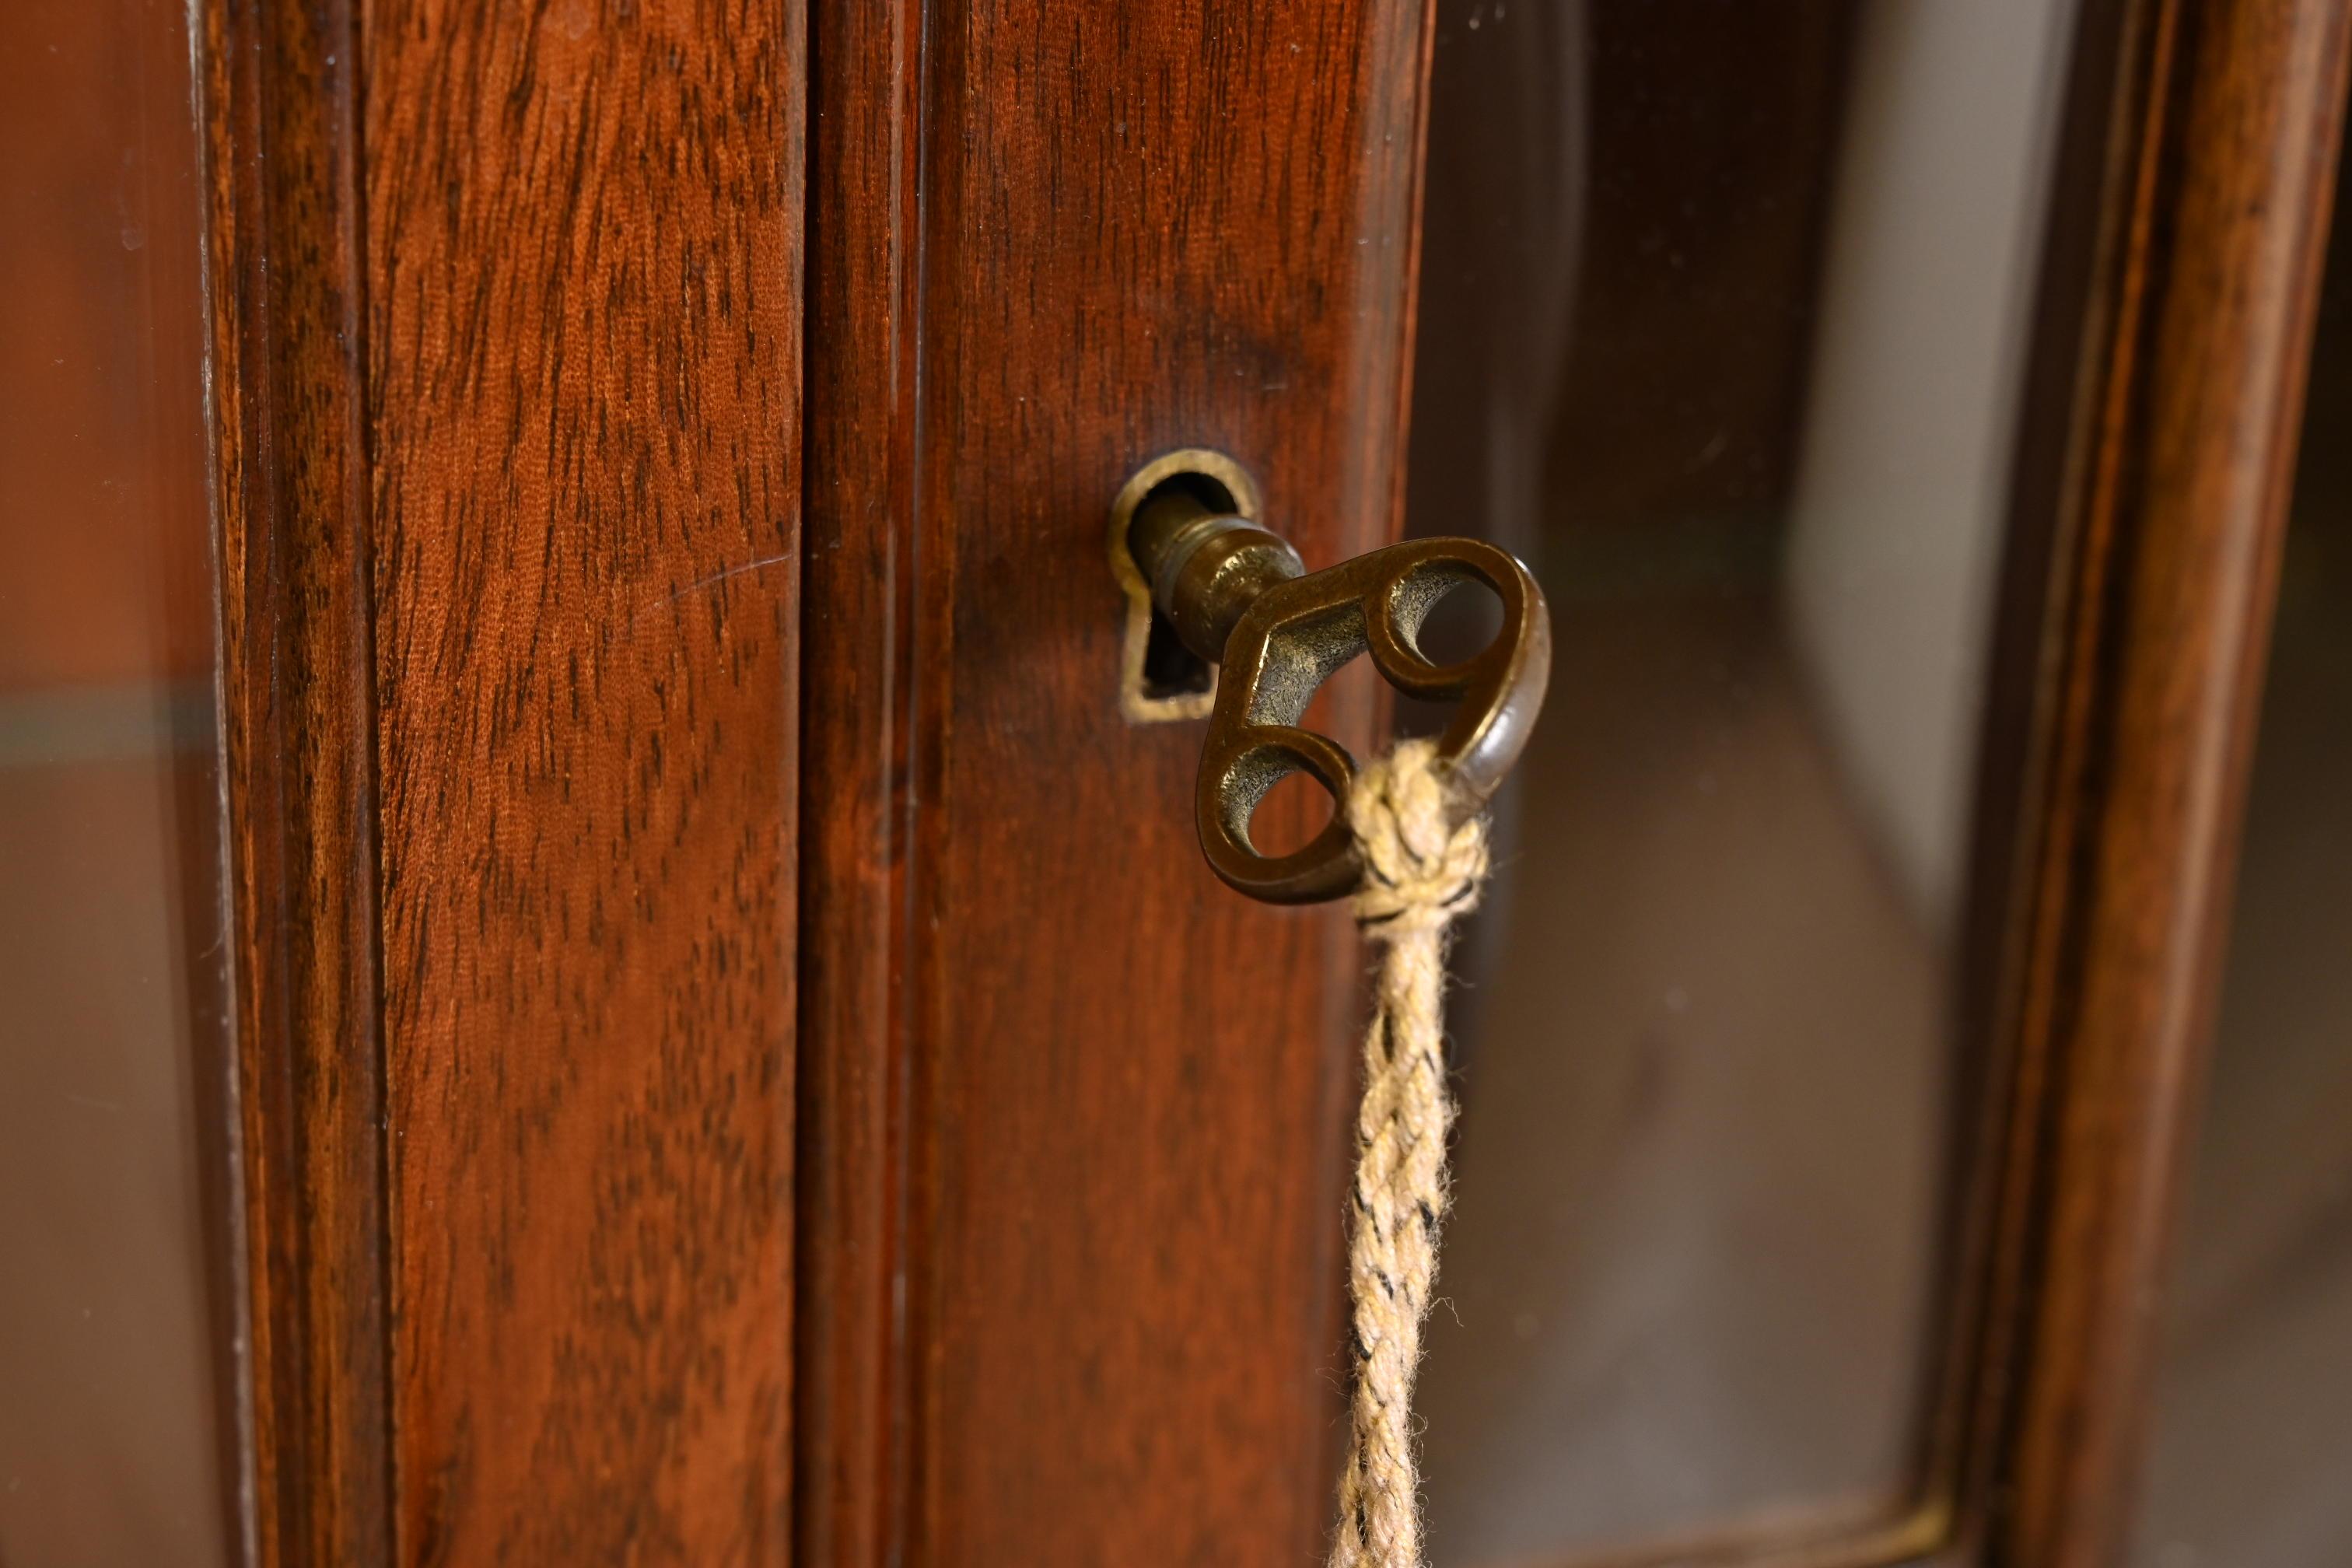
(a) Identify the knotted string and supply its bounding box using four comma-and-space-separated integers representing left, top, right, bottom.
1327, 737, 1489, 1568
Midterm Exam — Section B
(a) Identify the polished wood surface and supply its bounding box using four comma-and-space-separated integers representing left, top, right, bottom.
1972, 0, 2352, 1563
794, 2, 1434, 1563
168, 1, 2352, 1563
201, 2, 391, 1562
207, 0, 810, 1562
792, 0, 921, 1562
361, 2, 805, 1561
2133, 220, 2352, 1558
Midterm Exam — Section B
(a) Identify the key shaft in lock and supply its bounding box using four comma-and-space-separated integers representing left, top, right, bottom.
1126, 485, 1307, 666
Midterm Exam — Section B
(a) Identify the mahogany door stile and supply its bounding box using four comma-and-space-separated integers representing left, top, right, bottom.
796, 2, 1439, 1564
201, 0, 394, 1562
793, 0, 924, 1563
361, 2, 806, 1560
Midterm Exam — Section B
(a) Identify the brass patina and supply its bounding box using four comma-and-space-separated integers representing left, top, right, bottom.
1118, 453, 1552, 904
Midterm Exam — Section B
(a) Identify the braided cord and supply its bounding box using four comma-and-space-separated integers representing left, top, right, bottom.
1328, 738, 1488, 1568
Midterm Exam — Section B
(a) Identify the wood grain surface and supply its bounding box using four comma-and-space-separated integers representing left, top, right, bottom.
188, 0, 2351, 1563
201, 0, 394, 1562
793, 0, 922, 1563
794, 2, 1436, 1564
362, 2, 803, 1563
1969, 0, 2352, 1563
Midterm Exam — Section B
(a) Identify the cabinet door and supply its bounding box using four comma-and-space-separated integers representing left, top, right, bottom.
793, 4, 1429, 1562
47, 2, 2340, 1566
203, 2, 805, 1563
791, 3, 2352, 1568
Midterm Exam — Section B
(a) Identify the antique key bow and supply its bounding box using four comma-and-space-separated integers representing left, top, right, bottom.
1112, 451, 1552, 902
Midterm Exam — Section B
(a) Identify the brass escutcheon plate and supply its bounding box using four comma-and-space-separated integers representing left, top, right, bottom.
1106, 449, 1262, 723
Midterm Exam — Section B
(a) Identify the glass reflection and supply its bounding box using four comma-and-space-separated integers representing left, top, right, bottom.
1405, 0, 2079, 1558
0, 0, 233, 1563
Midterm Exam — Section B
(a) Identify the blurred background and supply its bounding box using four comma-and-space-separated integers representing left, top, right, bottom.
1402, 2, 2352, 1564
0, 1, 233, 1563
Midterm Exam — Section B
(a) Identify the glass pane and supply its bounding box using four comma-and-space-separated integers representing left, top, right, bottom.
2130, 131, 2352, 1568
1405, 1, 2079, 1559
0, 0, 233, 1563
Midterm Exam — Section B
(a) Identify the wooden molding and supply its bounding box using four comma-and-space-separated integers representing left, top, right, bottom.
1977, 0, 2352, 1562
793, 0, 1440, 1562
202, 0, 807, 1561
199, 1, 394, 1561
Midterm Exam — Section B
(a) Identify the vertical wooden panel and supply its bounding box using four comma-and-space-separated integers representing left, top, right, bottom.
201, 0, 394, 1561
799, 2, 1437, 1564
1977, 0, 2352, 1563
907, 0, 1429, 1551
793, 0, 922, 1561
363, 2, 803, 1561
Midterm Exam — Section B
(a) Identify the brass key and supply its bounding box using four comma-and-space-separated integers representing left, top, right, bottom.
1112, 450, 1552, 904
